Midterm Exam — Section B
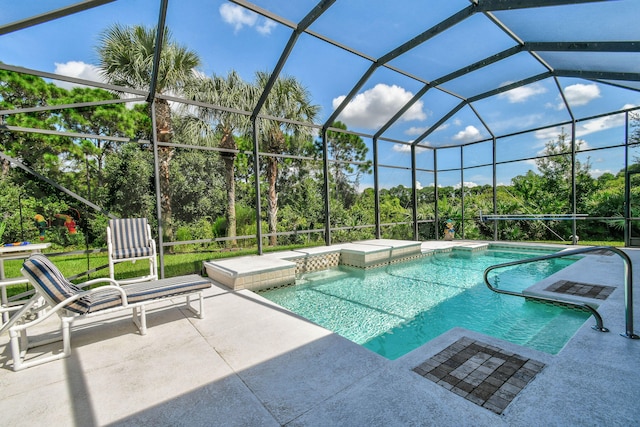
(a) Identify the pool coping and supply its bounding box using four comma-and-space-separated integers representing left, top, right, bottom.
203, 239, 425, 290
521, 250, 623, 307
203, 239, 590, 292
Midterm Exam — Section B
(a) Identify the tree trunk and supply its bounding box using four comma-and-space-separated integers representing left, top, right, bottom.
155, 99, 174, 243
1, 158, 10, 177
223, 155, 237, 247
220, 130, 237, 247
266, 156, 278, 246
158, 146, 174, 241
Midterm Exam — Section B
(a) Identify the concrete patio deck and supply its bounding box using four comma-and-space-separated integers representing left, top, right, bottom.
0, 242, 638, 426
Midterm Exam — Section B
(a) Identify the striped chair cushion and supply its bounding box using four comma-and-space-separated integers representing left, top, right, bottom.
87, 275, 212, 313
86, 287, 125, 313
22, 256, 211, 315
22, 254, 90, 315
109, 218, 153, 259
123, 275, 211, 303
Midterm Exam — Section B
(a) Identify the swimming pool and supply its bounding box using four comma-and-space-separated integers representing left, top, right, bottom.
259, 248, 589, 360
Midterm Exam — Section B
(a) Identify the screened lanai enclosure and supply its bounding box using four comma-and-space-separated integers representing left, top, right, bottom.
1, 0, 639, 277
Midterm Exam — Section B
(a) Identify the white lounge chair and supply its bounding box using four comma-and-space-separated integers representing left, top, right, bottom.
107, 218, 158, 284
2, 254, 211, 371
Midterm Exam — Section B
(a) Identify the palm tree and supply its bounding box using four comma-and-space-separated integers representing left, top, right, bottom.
255, 72, 320, 246
96, 24, 200, 240
182, 71, 255, 247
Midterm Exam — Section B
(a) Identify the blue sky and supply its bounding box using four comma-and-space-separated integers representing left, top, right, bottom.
1, 0, 639, 189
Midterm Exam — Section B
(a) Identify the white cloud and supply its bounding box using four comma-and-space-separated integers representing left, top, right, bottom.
564, 83, 600, 107
452, 125, 482, 143
392, 143, 429, 153
257, 20, 277, 35
333, 83, 426, 129
405, 122, 452, 137
405, 126, 428, 136
576, 113, 625, 138
52, 61, 171, 110
590, 168, 611, 178
485, 113, 545, 135
534, 126, 561, 141
453, 181, 478, 189
499, 82, 547, 103
536, 110, 626, 142
53, 61, 103, 89
415, 181, 423, 190
220, 3, 257, 31
393, 143, 412, 153
575, 138, 590, 150
219, 3, 275, 35
533, 128, 589, 152
357, 183, 373, 193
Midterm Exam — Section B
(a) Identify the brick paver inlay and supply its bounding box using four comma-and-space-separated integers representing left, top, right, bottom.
413, 337, 545, 414
545, 280, 614, 300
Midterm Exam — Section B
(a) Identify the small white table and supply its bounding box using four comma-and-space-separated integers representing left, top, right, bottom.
0, 243, 51, 323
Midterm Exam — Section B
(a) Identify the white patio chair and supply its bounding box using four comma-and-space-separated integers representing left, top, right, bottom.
2, 254, 212, 371
107, 218, 158, 284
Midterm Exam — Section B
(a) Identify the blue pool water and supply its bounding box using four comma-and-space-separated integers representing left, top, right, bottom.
259, 248, 589, 360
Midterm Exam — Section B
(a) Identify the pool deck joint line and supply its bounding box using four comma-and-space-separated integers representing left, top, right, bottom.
413, 337, 545, 415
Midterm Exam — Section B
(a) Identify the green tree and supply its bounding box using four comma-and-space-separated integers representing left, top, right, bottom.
322, 121, 371, 208
182, 70, 255, 246
583, 173, 625, 239
506, 129, 595, 240
277, 156, 324, 244
255, 72, 320, 246
96, 24, 200, 240
169, 149, 226, 224
0, 69, 72, 176
631, 112, 640, 144
103, 143, 155, 218
536, 128, 593, 210
340, 187, 377, 242
54, 86, 151, 200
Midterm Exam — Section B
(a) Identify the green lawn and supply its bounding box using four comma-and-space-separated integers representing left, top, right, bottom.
1, 243, 317, 298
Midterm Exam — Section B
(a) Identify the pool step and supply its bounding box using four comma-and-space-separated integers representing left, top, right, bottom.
489, 308, 548, 346
524, 313, 587, 352
297, 268, 351, 284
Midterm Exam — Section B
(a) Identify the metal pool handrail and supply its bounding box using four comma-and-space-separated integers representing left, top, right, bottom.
483, 246, 638, 339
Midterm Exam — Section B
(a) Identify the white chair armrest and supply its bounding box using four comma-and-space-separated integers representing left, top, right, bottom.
10, 285, 130, 333
77, 277, 121, 289
79, 285, 128, 303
